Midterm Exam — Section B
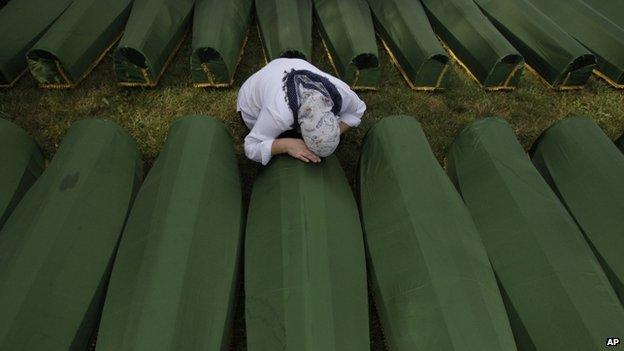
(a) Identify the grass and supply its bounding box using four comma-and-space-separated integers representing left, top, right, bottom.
2, 22, 624, 195
1, 18, 624, 350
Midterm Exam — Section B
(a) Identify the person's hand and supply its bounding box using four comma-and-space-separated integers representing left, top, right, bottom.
284, 139, 321, 163
272, 138, 321, 163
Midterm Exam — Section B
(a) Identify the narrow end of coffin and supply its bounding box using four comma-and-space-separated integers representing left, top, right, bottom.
352, 53, 379, 70
349, 53, 381, 90
458, 116, 509, 138
484, 54, 524, 90
172, 115, 227, 132
27, 49, 72, 88
503, 54, 523, 65
532, 115, 594, 146
197, 47, 222, 62
115, 47, 156, 87
428, 53, 450, 71
568, 54, 596, 72
118, 47, 148, 69
556, 54, 596, 89
431, 53, 450, 65
191, 47, 232, 87
411, 54, 450, 91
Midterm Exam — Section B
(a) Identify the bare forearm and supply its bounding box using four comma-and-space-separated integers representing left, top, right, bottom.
271, 138, 290, 155
271, 138, 321, 163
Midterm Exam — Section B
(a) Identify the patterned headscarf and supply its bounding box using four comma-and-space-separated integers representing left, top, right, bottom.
283, 69, 342, 157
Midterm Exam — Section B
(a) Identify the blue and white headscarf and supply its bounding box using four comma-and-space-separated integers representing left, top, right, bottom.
283, 69, 342, 157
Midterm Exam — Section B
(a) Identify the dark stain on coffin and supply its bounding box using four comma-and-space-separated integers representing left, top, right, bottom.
60, 172, 80, 191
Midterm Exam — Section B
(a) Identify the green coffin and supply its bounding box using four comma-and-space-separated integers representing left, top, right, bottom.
0, 0, 73, 87
359, 116, 517, 351
26, 0, 133, 88
313, 0, 379, 90
245, 156, 369, 350
0, 118, 141, 351
115, 0, 194, 87
525, 0, 624, 88
367, 0, 449, 90
579, 0, 624, 32
475, 0, 595, 89
97, 116, 243, 351
447, 118, 624, 351
255, 0, 312, 61
0, 118, 43, 229
617, 134, 624, 153
191, 0, 252, 87
420, 0, 524, 89
531, 116, 624, 304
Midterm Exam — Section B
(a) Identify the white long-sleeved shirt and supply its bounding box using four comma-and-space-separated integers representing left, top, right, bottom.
237, 58, 366, 165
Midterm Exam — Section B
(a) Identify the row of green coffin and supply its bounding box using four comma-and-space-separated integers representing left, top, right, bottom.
363, 116, 624, 350
0, 0, 380, 89
0, 116, 242, 350
345, 0, 624, 89
371, 0, 624, 90
3, 0, 624, 90
1, 114, 624, 350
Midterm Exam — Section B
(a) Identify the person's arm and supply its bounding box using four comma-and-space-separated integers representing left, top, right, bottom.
244, 134, 275, 166
338, 87, 366, 132
272, 138, 321, 163
244, 107, 320, 165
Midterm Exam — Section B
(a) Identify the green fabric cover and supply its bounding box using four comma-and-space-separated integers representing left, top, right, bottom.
531, 116, 624, 304
420, 0, 524, 89
255, 0, 312, 61
617, 134, 624, 153
0, 118, 141, 351
0, 0, 73, 87
191, 0, 252, 87
313, 0, 379, 89
580, 0, 624, 32
245, 155, 369, 350
367, 0, 448, 90
26, 0, 133, 87
0, 118, 43, 229
97, 116, 243, 351
115, 0, 194, 86
447, 117, 624, 351
359, 116, 517, 351
525, 0, 624, 86
475, 0, 595, 88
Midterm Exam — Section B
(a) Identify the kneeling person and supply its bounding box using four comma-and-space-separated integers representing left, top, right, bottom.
237, 58, 366, 164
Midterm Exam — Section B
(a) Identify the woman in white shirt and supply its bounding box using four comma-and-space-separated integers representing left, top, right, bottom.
237, 58, 366, 165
